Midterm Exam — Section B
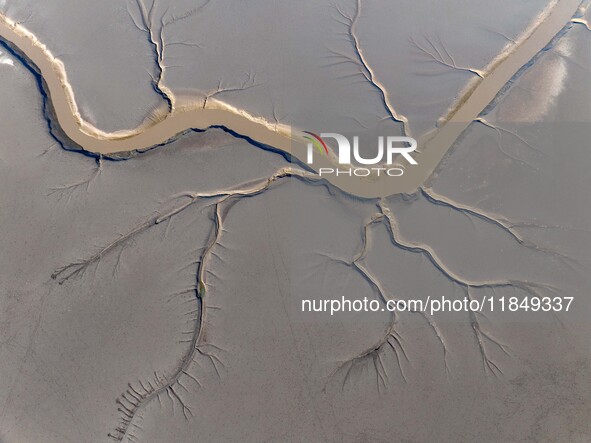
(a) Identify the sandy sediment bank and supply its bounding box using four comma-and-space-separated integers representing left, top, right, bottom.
0, 0, 582, 197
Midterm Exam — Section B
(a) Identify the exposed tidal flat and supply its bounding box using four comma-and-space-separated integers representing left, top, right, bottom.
0, 1, 590, 442
0, 0, 582, 196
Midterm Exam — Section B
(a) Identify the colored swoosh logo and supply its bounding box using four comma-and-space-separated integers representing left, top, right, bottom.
303, 131, 329, 155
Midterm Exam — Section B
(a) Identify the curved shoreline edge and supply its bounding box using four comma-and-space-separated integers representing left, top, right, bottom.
0, 1, 583, 197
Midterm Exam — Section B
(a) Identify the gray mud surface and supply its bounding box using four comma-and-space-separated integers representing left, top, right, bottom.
1, 1, 591, 442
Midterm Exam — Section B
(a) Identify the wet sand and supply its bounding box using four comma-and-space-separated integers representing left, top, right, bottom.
1, 1, 591, 442
0, 0, 583, 197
